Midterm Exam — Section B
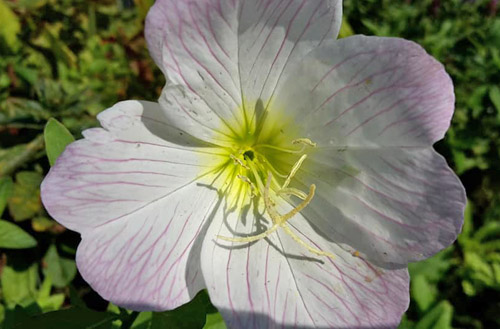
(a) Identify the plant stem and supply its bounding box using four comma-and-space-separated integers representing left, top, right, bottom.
120, 311, 140, 329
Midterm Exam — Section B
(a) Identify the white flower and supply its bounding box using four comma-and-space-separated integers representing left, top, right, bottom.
41, 0, 466, 328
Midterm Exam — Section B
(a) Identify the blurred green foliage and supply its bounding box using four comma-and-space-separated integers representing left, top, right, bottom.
0, 0, 499, 328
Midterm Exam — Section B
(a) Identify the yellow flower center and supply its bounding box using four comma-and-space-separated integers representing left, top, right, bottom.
201, 99, 335, 259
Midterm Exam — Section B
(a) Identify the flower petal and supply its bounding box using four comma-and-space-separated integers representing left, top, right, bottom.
200, 205, 408, 328
145, 0, 341, 140
275, 35, 455, 147
41, 100, 221, 232
76, 182, 217, 311
294, 147, 466, 266
41, 101, 222, 310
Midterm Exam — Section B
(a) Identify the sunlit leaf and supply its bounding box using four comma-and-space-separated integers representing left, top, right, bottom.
414, 301, 453, 329
31, 216, 57, 233
411, 275, 437, 313
203, 312, 227, 329
461, 251, 499, 296
32, 23, 77, 68
408, 248, 453, 283
7, 171, 43, 222
36, 276, 65, 313
42, 244, 77, 288
1, 263, 38, 308
131, 312, 153, 329
338, 17, 354, 39
0, 0, 20, 50
0, 220, 37, 249
44, 118, 75, 166
0, 303, 5, 325
37, 295, 65, 313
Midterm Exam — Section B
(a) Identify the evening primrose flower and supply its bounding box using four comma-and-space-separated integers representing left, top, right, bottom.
41, 0, 466, 328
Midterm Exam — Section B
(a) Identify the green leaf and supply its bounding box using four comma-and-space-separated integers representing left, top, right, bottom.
44, 118, 75, 166
2, 305, 37, 329
0, 135, 45, 177
467, 85, 489, 116
69, 285, 87, 309
473, 221, 500, 242
37, 294, 65, 313
12, 307, 118, 329
459, 200, 473, 242
0, 176, 13, 217
408, 248, 452, 282
0, 303, 5, 325
35, 277, 65, 312
338, 17, 355, 39
414, 301, 453, 329
1, 263, 38, 308
461, 251, 499, 295
0, 0, 20, 50
131, 312, 152, 329
7, 171, 43, 222
42, 244, 77, 288
0, 220, 37, 249
203, 312, 227, 329
151, 291, 207, 329
133, 0, 155, 20
31, 216, 57, 233
108, 307, 152, 329
37, 276, 52, 300
14, 0, 48, 10
411, 275, 437, 313
461, 280, 477, 296
397, 314, 414, 329
489, 85, 500, 113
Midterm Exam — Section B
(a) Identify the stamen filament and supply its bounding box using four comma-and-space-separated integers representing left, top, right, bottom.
258, 156, 288, 178
247, 160, 266, 194
281, 225, 335, 259
277, 187, 308, 200
216, 137, 334, 260
282, 154, 307, 190
279, 183, 315, 223
254, 143, 306, 154
237, 174, 256, 198
230, 154, 249, 169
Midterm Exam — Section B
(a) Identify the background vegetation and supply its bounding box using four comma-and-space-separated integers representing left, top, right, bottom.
0, 0, 499, 328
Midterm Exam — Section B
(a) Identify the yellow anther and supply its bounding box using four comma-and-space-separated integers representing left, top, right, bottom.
230, 154, 249, 169
292, 138, 317, 148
